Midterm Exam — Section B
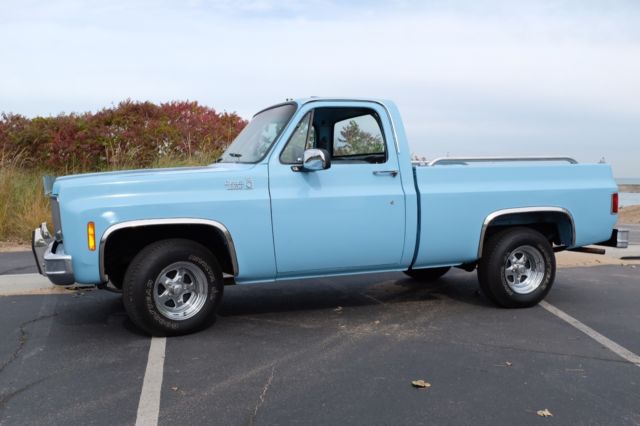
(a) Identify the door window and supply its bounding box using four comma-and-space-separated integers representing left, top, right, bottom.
333, 114, 385, 161
279, 107, 387, 165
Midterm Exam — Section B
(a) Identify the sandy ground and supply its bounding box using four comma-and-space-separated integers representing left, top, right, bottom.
618, 184, 640, 193
618, 205, 640, 224
0, 241, 30, 252
556, 250, 640, 268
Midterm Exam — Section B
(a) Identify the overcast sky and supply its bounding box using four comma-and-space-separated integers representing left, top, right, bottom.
1, 0, 639, 177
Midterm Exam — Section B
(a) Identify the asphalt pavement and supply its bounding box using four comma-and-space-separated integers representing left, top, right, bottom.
0, 260, 639, 425
1, 224, 639, 425
0, 251, 37, 275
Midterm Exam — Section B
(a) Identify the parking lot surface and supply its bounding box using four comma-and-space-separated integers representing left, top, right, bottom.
1, 261, 639, 425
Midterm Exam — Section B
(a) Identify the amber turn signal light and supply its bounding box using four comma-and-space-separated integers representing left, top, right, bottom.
87, 222, 96, 251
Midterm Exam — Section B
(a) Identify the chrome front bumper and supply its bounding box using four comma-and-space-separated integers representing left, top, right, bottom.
32, 223, 75, 286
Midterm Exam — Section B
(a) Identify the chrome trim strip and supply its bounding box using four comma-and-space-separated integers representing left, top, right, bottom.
99, 218, 239, 283
300, 98, 401, 155
477, 207, 576, 258
424, 156, 578, 166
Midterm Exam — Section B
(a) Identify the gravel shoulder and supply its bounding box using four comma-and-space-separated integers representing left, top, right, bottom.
618, 205, 640, 224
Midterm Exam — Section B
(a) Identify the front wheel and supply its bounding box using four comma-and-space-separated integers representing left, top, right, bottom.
123, 239, 224, 336
478, 227, 555, 308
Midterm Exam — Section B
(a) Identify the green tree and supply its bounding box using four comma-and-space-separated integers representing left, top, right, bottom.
334, 120, 383, 156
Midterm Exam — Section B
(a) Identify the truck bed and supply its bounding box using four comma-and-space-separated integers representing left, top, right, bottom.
412, 162, 618, 268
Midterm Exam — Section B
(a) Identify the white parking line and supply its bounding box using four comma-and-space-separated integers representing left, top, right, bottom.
135, 337, 167, 426
540, 301, 640, 368
0, 273, 66, 296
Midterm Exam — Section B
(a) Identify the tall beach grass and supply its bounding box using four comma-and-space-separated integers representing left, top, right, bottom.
0, 166, 50, 243
0, 149, 223, 244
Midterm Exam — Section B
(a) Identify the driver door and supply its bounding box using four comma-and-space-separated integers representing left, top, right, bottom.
268, 104, 406, 277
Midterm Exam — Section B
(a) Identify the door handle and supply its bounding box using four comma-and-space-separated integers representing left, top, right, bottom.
373, 170, 399, 177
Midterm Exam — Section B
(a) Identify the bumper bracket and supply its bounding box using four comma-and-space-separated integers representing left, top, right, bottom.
32, 223, 75, 286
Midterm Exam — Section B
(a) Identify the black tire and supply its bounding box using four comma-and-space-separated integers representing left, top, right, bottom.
478, 227, 555, 308
122, 238, 224, 336
404, 267, 451, 282
108, 274, 124, 290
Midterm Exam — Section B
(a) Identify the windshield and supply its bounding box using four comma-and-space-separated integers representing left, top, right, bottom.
219, 104, 297, 163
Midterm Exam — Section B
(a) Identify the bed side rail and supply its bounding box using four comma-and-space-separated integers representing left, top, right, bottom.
412, 156, 578, 167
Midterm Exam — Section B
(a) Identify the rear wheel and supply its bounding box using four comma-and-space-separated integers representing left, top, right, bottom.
404, 267, 451, 282
123, 239, 223, 336
478, 227, 555, 308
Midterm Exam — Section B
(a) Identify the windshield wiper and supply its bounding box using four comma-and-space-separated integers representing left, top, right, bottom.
228, 152, 243, 158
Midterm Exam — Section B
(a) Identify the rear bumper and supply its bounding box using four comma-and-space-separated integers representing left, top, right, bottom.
595, 228, 629, 249
32, 223, 75, 286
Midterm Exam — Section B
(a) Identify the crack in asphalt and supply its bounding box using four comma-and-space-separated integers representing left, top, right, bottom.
0, 313, 57, 375
247, 365, 276, 426
0, 377, 48, 410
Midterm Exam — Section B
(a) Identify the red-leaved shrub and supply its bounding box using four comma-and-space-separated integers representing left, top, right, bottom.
0, 100, 247, 172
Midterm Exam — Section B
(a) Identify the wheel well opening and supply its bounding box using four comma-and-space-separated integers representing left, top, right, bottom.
103, 224, 235, 288
481, 211, 574, 257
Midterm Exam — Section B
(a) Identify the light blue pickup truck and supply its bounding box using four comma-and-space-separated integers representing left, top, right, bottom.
33, 98, 628, 335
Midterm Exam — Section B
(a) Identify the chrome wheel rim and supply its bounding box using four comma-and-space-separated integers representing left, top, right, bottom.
503, 245, 545, 294
153, 261, 208, 320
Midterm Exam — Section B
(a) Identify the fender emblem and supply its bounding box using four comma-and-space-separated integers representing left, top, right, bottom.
225, 178, 254, 190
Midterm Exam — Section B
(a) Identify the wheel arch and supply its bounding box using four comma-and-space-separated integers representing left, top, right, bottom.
477, 207, 575, 258
100, 218, 238, 284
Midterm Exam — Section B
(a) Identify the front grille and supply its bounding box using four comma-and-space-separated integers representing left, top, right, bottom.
51, 197, 63, 241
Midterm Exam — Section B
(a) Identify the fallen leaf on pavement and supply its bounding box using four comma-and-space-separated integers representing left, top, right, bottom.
171, 386, 179, 392
537, 409, 553, 417
411, 380, 431, 388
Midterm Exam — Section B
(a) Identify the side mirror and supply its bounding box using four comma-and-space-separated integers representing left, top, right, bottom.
292, 148, 331, 172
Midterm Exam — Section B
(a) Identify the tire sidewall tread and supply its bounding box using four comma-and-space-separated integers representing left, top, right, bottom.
123, 238, 223, 336
478, 227, 555, 308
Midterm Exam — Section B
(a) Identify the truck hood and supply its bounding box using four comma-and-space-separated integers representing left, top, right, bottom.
51, 163, 256, 197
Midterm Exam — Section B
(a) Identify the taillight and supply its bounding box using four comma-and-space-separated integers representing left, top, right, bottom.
612, 193, 619, 214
